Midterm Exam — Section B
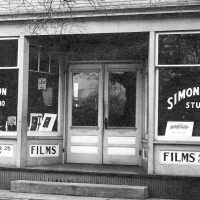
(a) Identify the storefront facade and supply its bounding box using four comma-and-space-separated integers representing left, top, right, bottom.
0, 0, 200, 177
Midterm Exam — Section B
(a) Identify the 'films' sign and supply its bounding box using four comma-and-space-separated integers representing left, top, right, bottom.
160, 151, 200, 165
29, 145, 59, 157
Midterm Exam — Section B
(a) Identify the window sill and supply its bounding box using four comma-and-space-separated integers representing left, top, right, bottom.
27, 131, 61, 137
154, 140, 200, 145
0, 131, 17, 137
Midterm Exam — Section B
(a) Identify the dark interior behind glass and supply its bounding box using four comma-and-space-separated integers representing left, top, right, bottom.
158, 68, 200, 136
159, 34, 200, 65
108, 71, 136, 127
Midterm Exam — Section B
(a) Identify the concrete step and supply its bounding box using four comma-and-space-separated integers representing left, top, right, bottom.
11, 180, 149, 199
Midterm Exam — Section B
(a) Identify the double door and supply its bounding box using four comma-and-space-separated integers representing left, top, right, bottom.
66, 63, 143, 165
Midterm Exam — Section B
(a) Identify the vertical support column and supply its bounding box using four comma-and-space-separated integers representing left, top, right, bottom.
147, 31, 156, 174
58, 56, 66, 163
16, 36, 29, 167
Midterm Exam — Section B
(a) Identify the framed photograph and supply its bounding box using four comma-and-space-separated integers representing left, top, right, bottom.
28, 113, 43, 131
39, 113, 57, 131
7, 116, 17, 131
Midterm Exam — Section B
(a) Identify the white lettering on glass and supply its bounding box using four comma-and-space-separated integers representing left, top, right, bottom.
167, 86, 200, 110
0, 88, 7, 107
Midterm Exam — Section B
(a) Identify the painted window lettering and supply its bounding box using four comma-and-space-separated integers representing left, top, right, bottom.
158, 68, 200, 137
167, 86, 200, 110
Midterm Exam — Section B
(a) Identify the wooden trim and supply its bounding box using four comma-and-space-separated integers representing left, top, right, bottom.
16, 36, 29, 167
27, 136, 63, 140
157, 30, 200, 35
154, 140, 200, 145
0, 37, 19, 40
58, 56, 65, 137
147, 31, 156, 174
64, 61, 69, 161
68, 60, 141, 64
0, 67, 18, 69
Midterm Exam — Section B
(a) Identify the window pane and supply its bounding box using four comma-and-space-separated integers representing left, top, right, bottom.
0, 40, 18, 67
158, 34, 200, 65
0, 70, 18, 131
40, 48, 49, 72
29, 45, 38, 71
108, 72, 136, 127
72, 72, 99, 126
158, 67, 200, 136
28, 72, 58, 131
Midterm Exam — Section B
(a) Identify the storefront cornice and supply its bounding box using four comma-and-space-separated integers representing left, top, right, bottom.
0, 5, 200, 22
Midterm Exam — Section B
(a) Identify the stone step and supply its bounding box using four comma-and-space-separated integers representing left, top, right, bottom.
11, 180, 149, 199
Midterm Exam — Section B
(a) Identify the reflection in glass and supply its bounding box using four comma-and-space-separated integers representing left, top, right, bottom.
159, 34, 200, 65
0, 40, 18, 67
108, 72, 136, 127
29, 45, 39, 71
72, 72, 99, 126
158, 68, 200, 136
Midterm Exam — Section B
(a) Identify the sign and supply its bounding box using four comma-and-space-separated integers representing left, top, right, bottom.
0, 88, 7, 107
167, 86, 200, 110
165, 121, 193, 139
29, 144, 59, 157
160, 151, 200, 165
0, 145, 13, 157
38, 78, 47, 90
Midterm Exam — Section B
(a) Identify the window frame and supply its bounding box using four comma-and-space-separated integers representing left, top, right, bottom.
70, 68, 101, 128
156, 31, 200, 141
0, 37, 19, 136
156, 31, 200, 67
0, 37, 19, 69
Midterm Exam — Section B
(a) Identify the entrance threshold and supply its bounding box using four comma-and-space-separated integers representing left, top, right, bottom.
26, 163, 146, 175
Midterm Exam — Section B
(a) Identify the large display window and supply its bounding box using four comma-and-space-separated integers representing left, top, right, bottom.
0, 39, 18, 135
0, 70, 18, 132
158, 32, 200, 66
157, 32, 200, 140
28, 45, 59, 135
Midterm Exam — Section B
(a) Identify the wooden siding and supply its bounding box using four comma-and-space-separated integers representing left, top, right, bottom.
0, 0, 199, 15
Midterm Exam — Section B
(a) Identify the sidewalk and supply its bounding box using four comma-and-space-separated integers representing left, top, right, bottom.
0, 189, 176, 200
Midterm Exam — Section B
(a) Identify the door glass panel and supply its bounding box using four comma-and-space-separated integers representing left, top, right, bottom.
72, 72, 99, 126
108, 71, 136, 127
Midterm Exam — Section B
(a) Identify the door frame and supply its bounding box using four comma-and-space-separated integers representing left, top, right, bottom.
103, 63, 143, 165
66, 63, 103, 163
64, 61, 144, 165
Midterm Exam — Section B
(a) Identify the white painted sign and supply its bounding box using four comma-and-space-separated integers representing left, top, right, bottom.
165, 121, 194, 139
0, 145, 14, 157
0, 88, 7, 107
167, 86, 200, 110
29, 145, 59, 157
160, 151, 200, 165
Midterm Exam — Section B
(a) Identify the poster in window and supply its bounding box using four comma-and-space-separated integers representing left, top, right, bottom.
28, 113, 43, 131
39, 113, 57, 131
6, 116, 16, 131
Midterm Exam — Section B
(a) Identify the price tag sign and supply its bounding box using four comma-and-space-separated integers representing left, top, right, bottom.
165, 121, 194, 139
0, 145, 14, 157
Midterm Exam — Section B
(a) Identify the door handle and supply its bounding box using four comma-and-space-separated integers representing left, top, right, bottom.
104, 118, 108, 129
